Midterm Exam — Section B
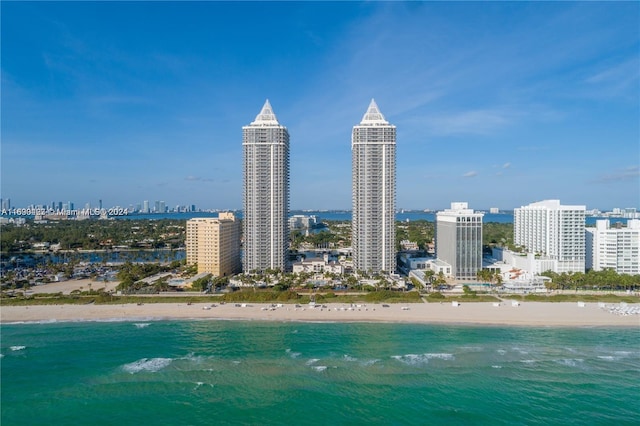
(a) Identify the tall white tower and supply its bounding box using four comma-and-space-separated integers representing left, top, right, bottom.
242, 100, 290, 272
351, 99, 396, 274
514, 200, 586, 273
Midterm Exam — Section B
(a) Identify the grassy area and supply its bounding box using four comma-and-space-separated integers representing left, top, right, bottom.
1, 289, 423, 306
423, 292, 500, 303
317, 290, 422, 304
422, 292, 640, 303
512, 293, 640, 303
2, 290, 638, 306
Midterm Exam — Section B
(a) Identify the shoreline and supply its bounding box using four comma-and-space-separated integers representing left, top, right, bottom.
2, 301, 638, 327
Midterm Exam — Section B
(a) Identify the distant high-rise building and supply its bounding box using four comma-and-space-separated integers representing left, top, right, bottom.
143, 200, 150, 213
351, 99, 396, 274
586, 219, 640, 274
242, 100, 290, 272
1, 198, 10, 210
289, 215, 317, 231
436, 202, 484, 280
514, 199, 586, 273
186, 213, 242, 276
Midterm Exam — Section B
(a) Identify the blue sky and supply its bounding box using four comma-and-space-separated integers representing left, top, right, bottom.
2, 1, 639, 211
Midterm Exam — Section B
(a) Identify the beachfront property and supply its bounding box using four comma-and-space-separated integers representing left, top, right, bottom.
292, 253, 345, 275
514, 199, 586, 273
400, 255, 452, 276
242, 100, 290, 272
351, 99, 396, 275
490, 247, 558, 275
435, 202, 484, 281
185, 213, 242, 276
586, 219, 640, 274
404, 256, 453, 288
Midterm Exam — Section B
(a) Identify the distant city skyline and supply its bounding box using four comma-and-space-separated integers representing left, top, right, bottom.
2, 197, 640, 216
2, 2, 639, 210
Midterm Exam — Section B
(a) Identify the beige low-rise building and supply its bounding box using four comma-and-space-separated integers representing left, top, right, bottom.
186, 213, 241, 276
292, 253, 344, 275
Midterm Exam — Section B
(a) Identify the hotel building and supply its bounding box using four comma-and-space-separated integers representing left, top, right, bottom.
436, 202, 483, 280
242, 100, 290, 272
514, 199, 586, 273
351, 99, 396, 274
186, 213, 242, 276
586, 219, 640, 274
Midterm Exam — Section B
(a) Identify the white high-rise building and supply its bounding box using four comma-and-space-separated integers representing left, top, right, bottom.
514, 200, 586, 273
436, 202, 484, 280
351, 99, 396, 274
242, 100, 290, 272
586, 219, 640, 274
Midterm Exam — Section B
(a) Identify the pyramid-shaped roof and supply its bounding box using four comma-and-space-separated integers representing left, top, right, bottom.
250, 99, 280, 125
360, 99, 389, 125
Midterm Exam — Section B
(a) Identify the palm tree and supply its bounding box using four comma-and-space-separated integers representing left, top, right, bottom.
494, 273, 503, 289
423, 269, 435, 292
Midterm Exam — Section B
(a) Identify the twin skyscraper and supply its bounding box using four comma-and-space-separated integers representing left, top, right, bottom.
242, 99, 396, 275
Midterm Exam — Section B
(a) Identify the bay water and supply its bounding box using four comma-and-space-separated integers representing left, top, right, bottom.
2, 321, 638, 425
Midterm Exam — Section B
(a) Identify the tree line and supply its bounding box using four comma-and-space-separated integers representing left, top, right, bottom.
542, 269, 640, 291
1, 219, 186, 252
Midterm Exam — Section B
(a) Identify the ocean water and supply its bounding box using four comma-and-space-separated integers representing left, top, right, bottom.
2, 321, 638, 425
119, 211, 627, 226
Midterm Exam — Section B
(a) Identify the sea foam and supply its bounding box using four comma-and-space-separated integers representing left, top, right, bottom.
391, 353, 454, 365
123, 357, 172, 374
555, 358, 584, 368
285, 349, 301, 358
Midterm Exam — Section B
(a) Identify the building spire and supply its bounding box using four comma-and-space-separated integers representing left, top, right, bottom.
360, 98, 388, 125
251, 99, 280, 125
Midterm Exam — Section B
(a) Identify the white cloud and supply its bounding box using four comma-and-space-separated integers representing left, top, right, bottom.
463, 171, 478, 178
425, 109, 517, 136
592, 166, 640, 184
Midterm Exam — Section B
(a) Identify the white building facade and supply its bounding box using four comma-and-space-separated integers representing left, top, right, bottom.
289, 215, 317, 231
292, 253, 345, 275
514, 200, 586, 273
242, 100, 290, 272
351, 99, 396, 274
585, 219, 640, 274
436, 202, 483, 280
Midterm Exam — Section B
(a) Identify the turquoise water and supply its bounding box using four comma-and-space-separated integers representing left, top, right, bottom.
2, 321, 639, 425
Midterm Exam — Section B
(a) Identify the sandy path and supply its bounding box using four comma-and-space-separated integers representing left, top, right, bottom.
26, 279, 119, 295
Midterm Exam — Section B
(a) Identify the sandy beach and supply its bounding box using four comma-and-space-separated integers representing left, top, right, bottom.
2, 300, 639, 327
26, 279, 120, 295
